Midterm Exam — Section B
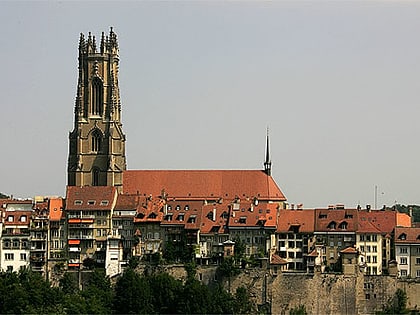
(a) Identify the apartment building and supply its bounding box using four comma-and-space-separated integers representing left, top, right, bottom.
395, 227, 420, 278
276, 208, 315, 271
65, 186, 118, 269
0, 200, 32, 273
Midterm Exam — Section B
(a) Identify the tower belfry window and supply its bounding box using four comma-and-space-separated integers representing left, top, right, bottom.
91, 77, 103, 116
91, 130, 102, 152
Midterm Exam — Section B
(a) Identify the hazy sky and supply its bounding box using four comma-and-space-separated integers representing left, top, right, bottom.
1, 1, 420, 208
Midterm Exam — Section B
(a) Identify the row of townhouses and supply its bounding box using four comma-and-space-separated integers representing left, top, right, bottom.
1, 190, 418, 280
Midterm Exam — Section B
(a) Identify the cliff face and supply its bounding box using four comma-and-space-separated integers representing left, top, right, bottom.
225, 269, 420, 315
130, 264, 420, 314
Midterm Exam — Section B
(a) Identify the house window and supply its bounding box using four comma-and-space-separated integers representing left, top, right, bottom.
327, 221, 336, 229
416, 258, 420, 265
288, 241, 295, 248
372, 246, 377, 253
367, 246, 371, 253
360, 235, 365, 241
20, 253, 26, 261
416, 270, 420, 278
372, 256, 377, 263
3, 240, 10, 248
400, 257, 407, 265
401, 270, 407, 277
372, 235, 377, 241
20, 215, 27, 222
339, 222, 348, 230
360, 245, 365, 252
5, 253, 14, 261
400, 247, 408, 254
7, 216, 14, 222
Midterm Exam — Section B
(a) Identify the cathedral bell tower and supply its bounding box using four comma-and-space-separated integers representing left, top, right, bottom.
68, 28, 127, 191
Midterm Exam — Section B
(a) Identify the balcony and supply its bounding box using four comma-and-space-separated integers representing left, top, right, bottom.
68, 223, 94, 229
68, 214, 95, 219
69, 247, 81, 252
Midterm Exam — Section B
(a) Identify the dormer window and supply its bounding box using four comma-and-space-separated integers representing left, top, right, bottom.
100, 200, 109, 206
148, 212, 157, 219
175, 205, 180, 211
184, 205, 189, 211
136, 213, 145, 219
7, 216, 14, 222
339, 221, 348, 230
74, 200, 83, 205
319, 214, 327, 219
167, 205, 172, 211
177, 214, 184, 221
187, 215, 196, 223
327, 221, 336, 230
88, 200, 96, 206
239, 217, 246, 224
165, 214, 173, 221
398, 233, 407, 240
20, 215, 27, 222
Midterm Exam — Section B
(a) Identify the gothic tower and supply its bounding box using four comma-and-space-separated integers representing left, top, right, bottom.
68, 28, 127, 191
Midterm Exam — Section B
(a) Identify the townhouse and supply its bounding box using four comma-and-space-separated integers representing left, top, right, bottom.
0, 200, 32, 273
275, 208, 315, 271
314, 206, 358, 271
65, 186, 118, 269
395, 227, 420, 278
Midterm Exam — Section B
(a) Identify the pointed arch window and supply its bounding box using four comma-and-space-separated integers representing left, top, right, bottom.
92, 168, 100, 186
91, 77, 103, 116
91, 130, 102, 152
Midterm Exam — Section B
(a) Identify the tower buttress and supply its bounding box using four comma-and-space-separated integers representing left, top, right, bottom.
68, 28, 127, 192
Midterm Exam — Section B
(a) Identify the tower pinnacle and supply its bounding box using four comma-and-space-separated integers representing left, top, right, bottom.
264, 127, 272, 176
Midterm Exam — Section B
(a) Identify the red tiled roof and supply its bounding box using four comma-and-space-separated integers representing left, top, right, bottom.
340, 246, 358, 254
395, 227, 420, 244
115, 194, 138, 210
277, 209, 315, 233
315, 208, 358, 232
228, 201, 277, 229
123, 170, 286, 201
65, 186, 117, 211
270, 254, 288, 265
49, 198, 64, 221
357, 210, 397, 234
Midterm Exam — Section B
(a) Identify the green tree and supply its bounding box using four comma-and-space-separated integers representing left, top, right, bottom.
113, 268, 154, 314
81, 269, 113, 314
380, 288, 408, 314
149, 273, 183, 314
233, 286, 253, 315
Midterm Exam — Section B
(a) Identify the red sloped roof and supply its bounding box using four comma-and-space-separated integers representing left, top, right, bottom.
49, 198, 64, 221
65, 186, 117, 211
123, 170, 286, 201
315, 208, 358, 232
228, 201, 277, 228
395, 227, 420, 244
277, 209, 315, 233
340, 246, 358, 254
357, 210, 397, 234
270, 254, 288, 265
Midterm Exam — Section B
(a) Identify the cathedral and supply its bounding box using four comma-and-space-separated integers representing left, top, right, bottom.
67, 28, 286, 205
66, 29, 287, 271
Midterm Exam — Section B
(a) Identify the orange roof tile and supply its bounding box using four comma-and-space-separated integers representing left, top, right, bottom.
65, 186, 117, 211
123, 170, 286, 202
49, 198, 64, 221
357, 210, 397, 234
228, 201, 277, 229
340, 246, 358, 254
395, 227, 420, 244
315, 208, 358, 232
277, 209, 315, 233
270, 254, 288, 265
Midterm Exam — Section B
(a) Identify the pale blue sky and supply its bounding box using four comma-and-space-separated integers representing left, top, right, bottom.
1, 1, 420, 208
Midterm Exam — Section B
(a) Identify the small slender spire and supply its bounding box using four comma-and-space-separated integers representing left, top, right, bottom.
264, 127, 272, 176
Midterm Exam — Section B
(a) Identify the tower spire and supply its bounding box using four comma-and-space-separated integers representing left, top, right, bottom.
264, 127, 272, 176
